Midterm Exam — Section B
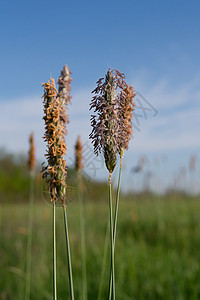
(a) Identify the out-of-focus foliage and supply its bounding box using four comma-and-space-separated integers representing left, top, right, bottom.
1, 198, 200, 299
0, 149, 110, 204
0, 149, 31, 202
0, 149, 198, 204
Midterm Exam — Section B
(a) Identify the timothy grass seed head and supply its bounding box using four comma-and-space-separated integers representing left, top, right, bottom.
89, 69, 128, 173
42, 78, 68, 203
75, 135, 83, 172
28, 132, 36, 173
118, 84, 136, 156
57, 65, 72, 128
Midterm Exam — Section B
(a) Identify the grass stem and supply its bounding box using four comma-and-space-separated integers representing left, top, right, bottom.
109, 156, 123, 300
63, 204, 75, 300
108, 173, 115, 300
113, 156, 123, 245
25, 173, 34, 300
78, 173, 87, 300
53, 202, 57, 300
97, 214, 109, 300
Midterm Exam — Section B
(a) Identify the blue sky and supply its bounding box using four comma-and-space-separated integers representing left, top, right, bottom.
0, 0, 200, 193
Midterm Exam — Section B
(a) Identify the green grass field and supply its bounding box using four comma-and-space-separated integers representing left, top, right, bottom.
1, 196, 200, 299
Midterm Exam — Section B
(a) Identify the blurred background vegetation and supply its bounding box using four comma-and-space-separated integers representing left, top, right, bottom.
0, 148, 197, 204
1, 149, 200, 299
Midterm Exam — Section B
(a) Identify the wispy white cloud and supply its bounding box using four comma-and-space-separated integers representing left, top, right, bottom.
130, 106, 200, 152
134, 71, 200, 110
0, 96, 44, 155
1, 76, 200, 154
0, 75, 199, 192
129, 74, 200, 152
0, 90, 92, 160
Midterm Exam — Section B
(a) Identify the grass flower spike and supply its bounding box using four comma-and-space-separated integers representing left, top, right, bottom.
57, 66, 75, 300
90, 69, 123, 174
118, 84, 136, 156
42, 67, 74, 300
75, 135, 83, 172
57, 65, 72, 128
89, 69, 127, 300
25, 132, 36, 300
75, 136, 88, 300
28, 132, 36, 173
110, 78, 135, 300
42, 78, 67, 203
90, 69, 135, 300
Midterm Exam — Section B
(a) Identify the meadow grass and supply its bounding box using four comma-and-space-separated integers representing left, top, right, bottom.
1, 196, 200, 299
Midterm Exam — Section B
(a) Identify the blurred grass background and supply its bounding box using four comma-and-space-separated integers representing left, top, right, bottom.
0, 150, 200, 299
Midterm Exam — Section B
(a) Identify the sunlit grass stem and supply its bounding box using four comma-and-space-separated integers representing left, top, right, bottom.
97, 214, 109, 300
108, 173, 115, 300
63, 204, 75, 300
53, 202, 57, 300
78, 173, 87, 300
25, 173, 35, 300
113, 155, 123, 245
109, 155, 123, 300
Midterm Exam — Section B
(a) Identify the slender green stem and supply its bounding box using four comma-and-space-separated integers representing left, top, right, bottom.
78, 173, 87, 300
25, 173, 34, 300
97, 214, 109, 300
109, 156, 123, 300
108, 173, 115, 300
53, 202, 57, 300
63, 204, 75, 300
113, 156, 123, 245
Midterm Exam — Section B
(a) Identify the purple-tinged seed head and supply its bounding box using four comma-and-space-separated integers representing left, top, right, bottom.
89, 69, 135, 172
